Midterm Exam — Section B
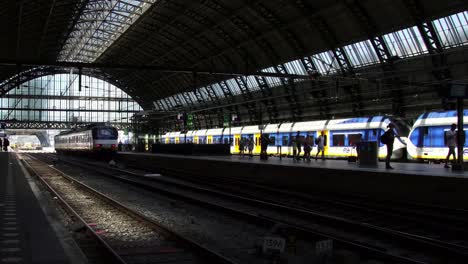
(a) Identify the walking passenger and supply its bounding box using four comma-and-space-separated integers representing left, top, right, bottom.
315, 132, 325, 161
382, 123, 397, 169
295, 131, 302, 160
444, 123, 457, 168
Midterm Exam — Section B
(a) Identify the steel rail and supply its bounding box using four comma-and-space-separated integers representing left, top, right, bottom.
21, 153, 238, 264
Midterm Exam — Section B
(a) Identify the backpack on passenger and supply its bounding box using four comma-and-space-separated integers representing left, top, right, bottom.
380, 131, 389, 145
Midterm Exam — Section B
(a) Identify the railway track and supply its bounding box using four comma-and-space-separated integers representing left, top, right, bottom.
35, 153, 466, 263
18, 153, 237, 264
161, 168, 468, 247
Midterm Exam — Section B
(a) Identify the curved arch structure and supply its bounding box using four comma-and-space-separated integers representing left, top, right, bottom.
0, 0, 467, 129
0, 72, 142, 130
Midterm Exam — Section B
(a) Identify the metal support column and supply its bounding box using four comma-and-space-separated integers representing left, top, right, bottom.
454, 98, 465, 171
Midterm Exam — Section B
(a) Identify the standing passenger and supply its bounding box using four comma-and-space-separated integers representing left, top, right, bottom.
3, 138, 9, 152
355, 133, 362, 161
0, 138, 3, 152
291, 136, 297, 160
248, 137, 254, 157
260, 133, 270, 160
295, 131, 302, 160
303, 135, 312, 162
315, 132, 325, 161
383, 123, 396, 169
444, 123, 457, 168
239, 137, 245, 157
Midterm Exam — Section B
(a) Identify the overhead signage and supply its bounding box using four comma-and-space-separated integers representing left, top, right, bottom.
262, 236, 286, 254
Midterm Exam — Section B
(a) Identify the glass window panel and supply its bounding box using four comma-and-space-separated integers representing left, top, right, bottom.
312, 51, 340, 74
383, 26, 428, 58
432, 11, 468, 48
226, 79, 241, 95
343, 40, 379, 67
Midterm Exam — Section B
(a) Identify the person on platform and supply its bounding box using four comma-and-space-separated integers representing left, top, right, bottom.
315, 131, 325, 161
260, 133, 270, 160
239, 137, 245, 157
444, 123, 457, 168
355, 133, 362, 161
295, 131, 302, 160
303, 135, 312, 162
118, 141, 123, 152
0, 138, 3, 152
382, 123, 397, 169
291, 135, 297, 160
247, 137, 254, 157
3, 138, 9, 152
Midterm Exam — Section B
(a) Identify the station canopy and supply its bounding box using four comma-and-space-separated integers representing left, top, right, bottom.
0, 0, 467, 122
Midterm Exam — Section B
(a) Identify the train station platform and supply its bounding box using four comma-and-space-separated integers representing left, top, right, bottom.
117, 152, 468, 209
0, 152, 75, 264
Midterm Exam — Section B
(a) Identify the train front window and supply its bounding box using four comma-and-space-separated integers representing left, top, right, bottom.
94, 128, 118, 139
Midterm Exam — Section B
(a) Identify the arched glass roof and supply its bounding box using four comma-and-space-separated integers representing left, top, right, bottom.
0, 73, 142, 125
154, 11, 468, 111
60, 0, 156, 62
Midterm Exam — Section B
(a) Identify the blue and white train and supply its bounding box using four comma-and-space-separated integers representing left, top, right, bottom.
162, 116, 409, 159
407, 110, 468, 160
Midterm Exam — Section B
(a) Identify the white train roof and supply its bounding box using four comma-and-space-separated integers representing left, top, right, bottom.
194, 129, 208, 136
167, 132, 181, 137
413, 111, 468, 128
292, 120, 327, 132
327, 117, 388, 130
206, 128, 224, 136
241, 125, 261, 134
184, 130, 195, 136
164, 116, 393, 138
226, 126, 242, 134
278, 123, 294, 133
263, 124, 280, 133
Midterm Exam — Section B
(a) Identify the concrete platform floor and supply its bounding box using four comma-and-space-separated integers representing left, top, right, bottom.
123, 152, 468, 178
0, 152, 73, 264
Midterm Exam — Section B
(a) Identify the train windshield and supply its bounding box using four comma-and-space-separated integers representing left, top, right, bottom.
93, 127, 118, 139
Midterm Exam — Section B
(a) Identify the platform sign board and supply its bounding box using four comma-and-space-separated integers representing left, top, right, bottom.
262, 236, 286, 254
315, 239, 333, 256
448, 84, 468, 99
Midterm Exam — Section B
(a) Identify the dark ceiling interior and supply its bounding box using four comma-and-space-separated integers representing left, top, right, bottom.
0, 0, 467, 127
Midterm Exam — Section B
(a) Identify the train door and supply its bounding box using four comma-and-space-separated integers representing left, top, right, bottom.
234, 134, 241, 153
175, 137, 180, 144
207, 135, 213, 144
254, 133, 261, 154
193, 136, 198, 144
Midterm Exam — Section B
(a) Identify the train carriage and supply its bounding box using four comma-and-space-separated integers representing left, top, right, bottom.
55, 125, 118, 154
407, 110, 468, 160
162, 115, 409, 160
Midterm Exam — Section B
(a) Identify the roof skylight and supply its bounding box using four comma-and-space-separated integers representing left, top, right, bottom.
59, 0, 156, 62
